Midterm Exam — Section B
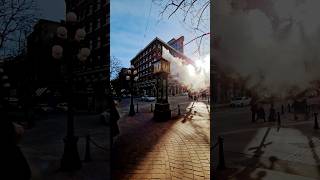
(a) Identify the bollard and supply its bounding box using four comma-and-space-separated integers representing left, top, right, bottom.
136, 103, 139, 113
84, 135, 91, 162
281, 105, 284, 114
151, 104, 153, 112
314, 113, 319, 130
218, 136, 226, 170
277, 112, 281, 126
178, 104, 181, 115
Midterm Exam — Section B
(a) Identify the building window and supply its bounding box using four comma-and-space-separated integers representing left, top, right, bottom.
97, 37, 101, 48
98, 18, 101, 28
93, 40, 97, 49
88, 4, 93, 15
96, 0, 101, 11
89, 22, 93, 33
89, 40, 93, 49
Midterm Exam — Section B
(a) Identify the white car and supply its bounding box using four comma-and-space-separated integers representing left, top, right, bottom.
56, 102, 68, 111
36, 104, 54, 113
141, 96, 156, 102
230, 97, 252, 107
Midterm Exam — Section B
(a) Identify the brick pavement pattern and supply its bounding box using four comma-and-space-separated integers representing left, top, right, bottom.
112, 101, 210, 180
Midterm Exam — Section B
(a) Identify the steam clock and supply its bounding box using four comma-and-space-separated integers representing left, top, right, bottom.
153, 58, 171, 120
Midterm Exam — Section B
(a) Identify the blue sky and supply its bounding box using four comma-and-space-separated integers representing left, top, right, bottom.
37, 0, 65, 21
111, 0, 210, 69
0, 0, 64, 57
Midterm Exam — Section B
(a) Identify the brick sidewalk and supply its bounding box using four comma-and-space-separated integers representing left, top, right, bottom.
112, 101, 210, 179
215, 108, 320, 179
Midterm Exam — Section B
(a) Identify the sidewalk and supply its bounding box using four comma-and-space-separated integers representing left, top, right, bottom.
112, 101, 210, 179
216, 110, 320, 179
20, 113, 111, 180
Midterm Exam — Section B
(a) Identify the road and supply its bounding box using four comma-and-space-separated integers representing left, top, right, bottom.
214, 105, 320, 180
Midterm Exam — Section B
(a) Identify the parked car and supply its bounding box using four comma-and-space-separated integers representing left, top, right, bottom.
35, 104, 54, 113
7, 97, 22, 109
141, 96, 156, 102
56, 102, 68, 111
181, 92, 188, 96
230, 97, 252, 107
100, 111, 110, 125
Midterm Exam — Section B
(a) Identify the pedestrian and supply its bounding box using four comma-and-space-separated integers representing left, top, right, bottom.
293, 100, 298, 120
1, 71, 31, 180
268, 103, 276, 122
109, 95, 120, 144
250, 99, 257, 123
257, 105, 266, 122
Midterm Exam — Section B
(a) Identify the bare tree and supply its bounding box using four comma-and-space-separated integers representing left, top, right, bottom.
110, 56, 123, 80
153, 0, 210, 55
0, 0, 39, 57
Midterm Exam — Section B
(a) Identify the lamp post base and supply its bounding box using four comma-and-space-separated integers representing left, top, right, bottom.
129, 103, 135, 116
154, 103, 171, 121
60, 136, 82, 171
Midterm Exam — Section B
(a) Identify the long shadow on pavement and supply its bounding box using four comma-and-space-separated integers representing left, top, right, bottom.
112, 101, 210, 179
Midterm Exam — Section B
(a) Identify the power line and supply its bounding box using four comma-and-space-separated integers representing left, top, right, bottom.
144, 0, 153, 38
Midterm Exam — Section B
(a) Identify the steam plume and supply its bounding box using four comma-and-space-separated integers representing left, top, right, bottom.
214, 0, 320, 98
162, 46, 210, 92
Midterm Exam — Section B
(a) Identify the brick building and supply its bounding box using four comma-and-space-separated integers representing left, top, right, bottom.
130, 37, 191, 96
65, 0, 110, 112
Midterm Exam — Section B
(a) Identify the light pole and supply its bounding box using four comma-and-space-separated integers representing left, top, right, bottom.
51, 12, 90, 171
126, 65, 138, 116
153, 58, 171, 120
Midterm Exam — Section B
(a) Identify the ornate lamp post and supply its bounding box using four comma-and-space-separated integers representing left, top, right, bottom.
51, 12, 90, 171
153, 58, 171, 120
126, 65, 138, 116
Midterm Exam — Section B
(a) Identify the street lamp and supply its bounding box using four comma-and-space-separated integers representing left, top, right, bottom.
51, 12, 90, 171
153, 58, 171, 120
126, 65, 138, 116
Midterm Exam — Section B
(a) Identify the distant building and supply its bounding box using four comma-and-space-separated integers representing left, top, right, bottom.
212, 37, 248, 104
118, 68, 129, 92
27, 19, 62, 86
130, 37, 191, 96
167, 36, 184, 53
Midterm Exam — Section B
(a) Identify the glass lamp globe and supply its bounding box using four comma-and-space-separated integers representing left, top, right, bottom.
75, 28, 86, 42
52, 45, 63, 59
66, 12, 77, 22
56, 26, 67, 39
133, 70, 137, 75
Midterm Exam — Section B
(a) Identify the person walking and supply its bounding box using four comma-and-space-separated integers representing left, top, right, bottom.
1, 68, 31, 180
268, 103, 276, 122
109, 95, 120, 144
250, 99, 257, 123
257, 104, 266, 122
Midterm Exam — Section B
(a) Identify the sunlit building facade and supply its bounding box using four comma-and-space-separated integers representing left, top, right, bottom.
130, 37, 191, 96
